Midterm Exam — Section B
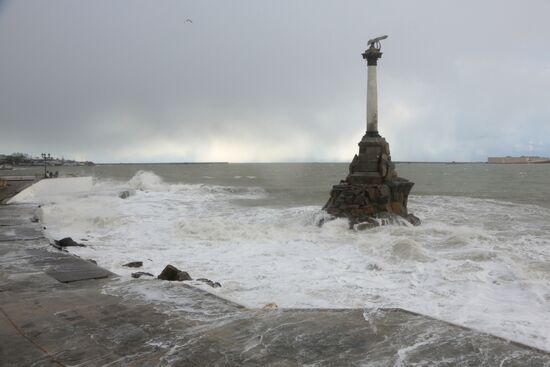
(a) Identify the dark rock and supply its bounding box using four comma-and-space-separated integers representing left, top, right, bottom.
30, 215, 39, 223
315, 215, 336, 227
118, 190, 131, 199
157, 265, 192, 281
132, 272, 154, 279
367, 263, 382, 271
406, 214, 421, 226
55, 237, 86, 248
87, 259, 97, 264
196, 278, 222, 288
123, 261, 143, 268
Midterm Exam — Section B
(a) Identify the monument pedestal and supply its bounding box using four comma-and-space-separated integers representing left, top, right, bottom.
323, 133, 420, 229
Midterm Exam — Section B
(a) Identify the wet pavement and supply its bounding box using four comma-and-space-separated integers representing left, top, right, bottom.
1, 203, 549, 366
0, 176, 37, 204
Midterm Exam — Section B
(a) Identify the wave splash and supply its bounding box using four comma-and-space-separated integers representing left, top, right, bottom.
40, 171, 550, 351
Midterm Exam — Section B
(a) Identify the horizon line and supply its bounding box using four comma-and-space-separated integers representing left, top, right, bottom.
92, 160, 489, 165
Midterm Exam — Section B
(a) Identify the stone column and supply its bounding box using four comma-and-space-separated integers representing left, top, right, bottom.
362, 45, 383, 137
367, 65, 378, 133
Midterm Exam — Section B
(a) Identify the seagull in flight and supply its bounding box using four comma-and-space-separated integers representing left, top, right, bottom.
185, 18, 193, 24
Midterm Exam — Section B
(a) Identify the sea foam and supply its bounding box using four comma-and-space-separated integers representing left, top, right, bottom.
39, 171, 550, 351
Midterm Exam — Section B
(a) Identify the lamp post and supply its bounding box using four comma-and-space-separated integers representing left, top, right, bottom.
41, 153, 51, 178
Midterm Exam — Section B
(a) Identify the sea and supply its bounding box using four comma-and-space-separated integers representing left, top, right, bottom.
5, 163, 550, 351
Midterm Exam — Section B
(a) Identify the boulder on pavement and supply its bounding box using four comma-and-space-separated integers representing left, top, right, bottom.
157, 265, 192, 281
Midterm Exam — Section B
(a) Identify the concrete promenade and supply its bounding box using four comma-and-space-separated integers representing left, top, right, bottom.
1, 203, 549, 366
0, 176, 38, 204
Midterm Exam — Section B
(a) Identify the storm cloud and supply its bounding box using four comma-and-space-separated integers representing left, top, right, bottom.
1, 0, 549, 162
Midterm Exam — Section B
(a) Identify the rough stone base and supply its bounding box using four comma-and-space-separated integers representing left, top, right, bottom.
321, 130, 420, 228
323, 179, 420, 228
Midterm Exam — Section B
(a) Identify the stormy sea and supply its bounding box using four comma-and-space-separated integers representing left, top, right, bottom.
9, 163, 550, 351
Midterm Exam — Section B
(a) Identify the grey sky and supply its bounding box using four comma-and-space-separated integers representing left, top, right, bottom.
1, 0, 549, 162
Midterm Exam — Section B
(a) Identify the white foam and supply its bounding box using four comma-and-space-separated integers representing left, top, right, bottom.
39, 171, 550, 351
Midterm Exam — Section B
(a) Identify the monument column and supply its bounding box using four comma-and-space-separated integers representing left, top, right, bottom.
322, 35, 420, 228
362, 39, 384, 137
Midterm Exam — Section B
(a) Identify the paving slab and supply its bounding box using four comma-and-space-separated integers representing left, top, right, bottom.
0, 216, 34, 226
0, 203, 38, 219
1, 203, 549, 366
25, 248, 115, 283
0, 223, 44, 241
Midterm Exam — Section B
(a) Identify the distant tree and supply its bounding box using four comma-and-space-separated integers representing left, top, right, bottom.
8, 152, 30, 165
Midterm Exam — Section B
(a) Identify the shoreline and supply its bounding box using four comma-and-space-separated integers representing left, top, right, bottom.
1, 184, 549, 365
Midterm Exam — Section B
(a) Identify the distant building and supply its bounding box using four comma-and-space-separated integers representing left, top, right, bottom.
487, 156, 550, 164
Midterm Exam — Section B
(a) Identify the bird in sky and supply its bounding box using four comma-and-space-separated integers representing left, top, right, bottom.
185, 18, 193, 24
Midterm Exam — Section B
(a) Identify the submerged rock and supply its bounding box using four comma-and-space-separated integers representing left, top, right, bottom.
367, 263, 382, 271
123, 261, 143, 268
406, 214, 421, 226
314, 215, 336, 228
196, 278, 222, 288
132, 272, 154, 279
157, 265, 192, 281
118, 190, 131, 199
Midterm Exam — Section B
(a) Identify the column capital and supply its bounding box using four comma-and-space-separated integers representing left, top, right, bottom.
362, 45, 382, 66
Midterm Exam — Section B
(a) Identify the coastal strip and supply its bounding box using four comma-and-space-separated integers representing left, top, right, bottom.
0, 202, 549, 365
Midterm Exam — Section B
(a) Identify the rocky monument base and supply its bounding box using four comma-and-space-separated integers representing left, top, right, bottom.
322, 133, 420, 229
